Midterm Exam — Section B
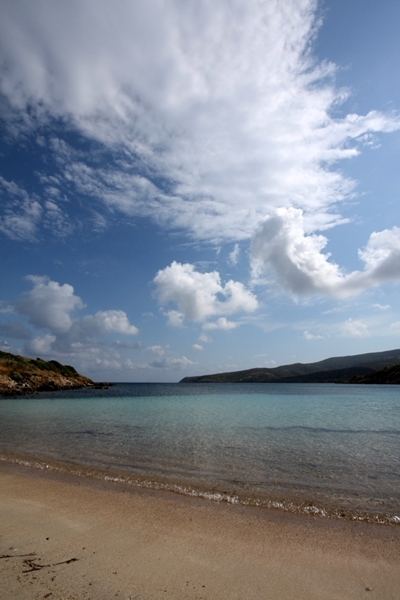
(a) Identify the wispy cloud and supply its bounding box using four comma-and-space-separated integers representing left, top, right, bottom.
229, 244, 240, 266
1, 0, 399, 248
0, 177, 42, 241
0, 176, 74, 241
390, 321, 400, 334
149, 356, 196, 370
303, 330, 324, 340
340, 318, 370, 338
203, 318, 239, 331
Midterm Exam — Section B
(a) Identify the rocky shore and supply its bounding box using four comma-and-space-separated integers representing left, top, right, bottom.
0, 351, 94, 397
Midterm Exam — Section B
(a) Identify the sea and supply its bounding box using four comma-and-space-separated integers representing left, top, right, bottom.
1, 382, 399, 525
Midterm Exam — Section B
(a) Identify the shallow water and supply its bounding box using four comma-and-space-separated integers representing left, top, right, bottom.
1, 383, 399, 523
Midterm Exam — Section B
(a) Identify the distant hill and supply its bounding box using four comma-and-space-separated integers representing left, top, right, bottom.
348, 363, 400, 385
180, 349, 400, 384
0, 350, 94, 396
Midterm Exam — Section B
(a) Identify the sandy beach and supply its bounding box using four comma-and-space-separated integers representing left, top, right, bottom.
0, 464, 399, 600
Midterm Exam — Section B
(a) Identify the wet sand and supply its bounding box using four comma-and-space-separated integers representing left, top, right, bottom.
1, 464, 400, 600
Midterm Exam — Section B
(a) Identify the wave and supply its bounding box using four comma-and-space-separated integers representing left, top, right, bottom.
1, 451, 399, 527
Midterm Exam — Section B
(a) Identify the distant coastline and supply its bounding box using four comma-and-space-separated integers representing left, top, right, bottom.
0, 350, 94, 396
180, 348, 400, 384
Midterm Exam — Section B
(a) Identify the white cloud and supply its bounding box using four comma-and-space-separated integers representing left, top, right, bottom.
0, 174, 72, 242
192, 343, 203, 351
0, 177, 42, 241
1, 1, 399, 244
229, 244, 240, 265
16, 276, 84, 333
203, 318, 239, 331
164, 309, 185, 328
26, 334, 56, 355
42, 199, 73, 238
389, 321, 400, 334
373, 303, 391, 310
198, 333, 211, 343
6, 276, 139, 362
0, 302, 14, 314
340, 318, 370, 338
154, 261, 258, 325
251, 208, 400, 298
303, 330, 323, 340
149, 356, 195, 370
80, 310, 138, 336
146, 345, 165, 357
0, 340, 21, 354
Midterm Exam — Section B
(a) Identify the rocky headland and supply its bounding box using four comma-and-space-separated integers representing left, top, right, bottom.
0, 350, 94, 396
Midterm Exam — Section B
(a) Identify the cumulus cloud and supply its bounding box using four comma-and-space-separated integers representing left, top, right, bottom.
16, 276, 84, 333
26, 334, 56, 355
6, 276, 139, 360
153, 261, 258, 325
192, 344, 203, 351
251, 208, 400, 298
1, 1, 399, 244
80, 310, 138, 336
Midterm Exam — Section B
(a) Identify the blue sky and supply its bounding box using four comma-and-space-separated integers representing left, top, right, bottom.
1, 0, 400, 382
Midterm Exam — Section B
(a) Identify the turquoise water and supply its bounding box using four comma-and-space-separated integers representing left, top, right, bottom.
1, 383, 399, 523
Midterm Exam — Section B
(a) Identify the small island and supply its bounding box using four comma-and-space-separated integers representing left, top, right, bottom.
0, 350, 94, 396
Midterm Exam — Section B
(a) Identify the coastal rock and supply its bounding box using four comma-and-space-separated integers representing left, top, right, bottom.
0, 351, 94, 396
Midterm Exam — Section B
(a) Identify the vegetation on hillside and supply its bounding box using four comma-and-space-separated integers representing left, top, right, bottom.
348, 363, 400, 384
0, 351, 93, 396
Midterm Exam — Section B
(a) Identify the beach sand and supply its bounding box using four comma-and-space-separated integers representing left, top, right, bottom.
1, 464, 399, 600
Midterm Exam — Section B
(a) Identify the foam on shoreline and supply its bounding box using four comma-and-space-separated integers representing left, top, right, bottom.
1, 461, 400, 600
1, 451, 399, 527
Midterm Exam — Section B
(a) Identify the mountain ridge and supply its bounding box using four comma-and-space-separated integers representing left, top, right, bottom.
180, 349, 400, 384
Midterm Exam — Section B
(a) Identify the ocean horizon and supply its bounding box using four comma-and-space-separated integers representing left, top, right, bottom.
1, 382, 399, 525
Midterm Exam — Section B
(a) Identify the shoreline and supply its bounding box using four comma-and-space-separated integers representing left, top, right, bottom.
1, 450, 399, 528
1, 462, 400, 599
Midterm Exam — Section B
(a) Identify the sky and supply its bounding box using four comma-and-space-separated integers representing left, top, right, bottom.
1, 0, 400, 382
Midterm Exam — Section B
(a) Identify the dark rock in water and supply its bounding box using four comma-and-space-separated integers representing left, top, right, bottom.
92, 382, 112, 389
0, 350, 93, 397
